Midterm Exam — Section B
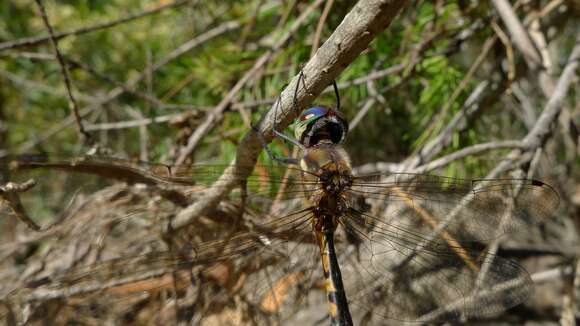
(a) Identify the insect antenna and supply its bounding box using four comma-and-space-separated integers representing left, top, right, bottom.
332, 80, 340, 111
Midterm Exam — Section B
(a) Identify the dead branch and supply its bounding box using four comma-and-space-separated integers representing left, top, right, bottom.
0, 179, 40, 231
492, 34, 580, 175
491, 0, 543, 68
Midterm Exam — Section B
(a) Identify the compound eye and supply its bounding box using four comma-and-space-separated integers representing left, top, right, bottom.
299, 107, 328, 121
293, 107, 329, 144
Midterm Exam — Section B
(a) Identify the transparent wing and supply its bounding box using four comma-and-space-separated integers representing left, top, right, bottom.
0, 155, 322, 324
333, 173, 558, 323
1, 154, 318, 198
337, 209, 530, 323
0, 158, 559, 324
12, 208, 313, 298
0, 155, 319, 227
5, 208, 320, 325
348, 173, 558, 242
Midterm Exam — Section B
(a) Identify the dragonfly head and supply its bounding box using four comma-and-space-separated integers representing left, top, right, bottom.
292, 106, 348, 147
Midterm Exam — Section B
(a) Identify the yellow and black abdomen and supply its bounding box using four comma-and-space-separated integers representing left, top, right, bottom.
317, 230, 353, 326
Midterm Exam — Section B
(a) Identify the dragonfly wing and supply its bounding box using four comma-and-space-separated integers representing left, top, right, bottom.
8, 207, 315, 298
0, 155, 320, 230
335, 208, 532, 323
1, 155, 325, 324
332, 172, 559, 323
348, 173, 559, 243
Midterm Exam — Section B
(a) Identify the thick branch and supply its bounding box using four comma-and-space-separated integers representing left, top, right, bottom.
168, 0, 409, 231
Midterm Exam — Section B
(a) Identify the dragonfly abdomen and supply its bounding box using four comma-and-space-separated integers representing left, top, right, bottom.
318, 230, 353, 326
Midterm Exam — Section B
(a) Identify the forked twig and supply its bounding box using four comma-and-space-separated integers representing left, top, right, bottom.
0, 180, 39, 231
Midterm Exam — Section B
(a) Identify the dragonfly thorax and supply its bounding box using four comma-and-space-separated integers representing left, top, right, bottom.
299, 143, 353, 185
299, 142, 353, 231
318, 170, 352, 196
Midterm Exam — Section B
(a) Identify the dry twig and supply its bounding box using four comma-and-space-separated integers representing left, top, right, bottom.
34, 0, 91, 144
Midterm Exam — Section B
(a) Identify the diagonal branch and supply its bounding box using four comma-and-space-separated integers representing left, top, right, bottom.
491, 0, 542, 69
492, 33, 580, 175
168, 0, 410, 232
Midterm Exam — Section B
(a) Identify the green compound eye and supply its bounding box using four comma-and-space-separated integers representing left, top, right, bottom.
293, 107, 329, 141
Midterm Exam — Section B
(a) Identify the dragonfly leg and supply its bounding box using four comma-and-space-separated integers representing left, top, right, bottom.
250, 69, 312, 165
274, 73, 308, 149
251, 123, 299, 165
251, 84, 305, 165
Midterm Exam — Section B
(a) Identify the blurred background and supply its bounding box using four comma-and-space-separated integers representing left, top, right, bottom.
0, 0, 579, 325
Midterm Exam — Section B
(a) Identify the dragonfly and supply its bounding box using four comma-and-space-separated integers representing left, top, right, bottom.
0, 83, 559, 325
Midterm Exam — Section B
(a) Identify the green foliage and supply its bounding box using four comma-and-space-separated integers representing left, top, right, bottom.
0, 0, 576, 179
